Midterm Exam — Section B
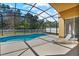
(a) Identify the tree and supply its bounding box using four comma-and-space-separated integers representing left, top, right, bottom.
20, 20, 29, 29
25, 13, 39, 29
33, 15, 38, 22
6, 5, 10, 9
1, 4, 6, 11
14, 9, 21, 29
32, 15, 38, 29
37, 19, 45, 29
25, 13, 33, 23
45, 20, 59, 28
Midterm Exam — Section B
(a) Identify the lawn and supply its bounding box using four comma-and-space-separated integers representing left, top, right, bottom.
0, 32, 40, 37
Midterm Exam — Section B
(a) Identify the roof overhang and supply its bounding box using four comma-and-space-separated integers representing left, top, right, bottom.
50, 3, 79, 13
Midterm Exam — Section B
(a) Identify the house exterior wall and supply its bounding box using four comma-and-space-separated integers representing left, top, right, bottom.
50, 4, 79, 38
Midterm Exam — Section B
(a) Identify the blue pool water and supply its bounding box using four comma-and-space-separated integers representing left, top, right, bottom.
0, 33, 47, 42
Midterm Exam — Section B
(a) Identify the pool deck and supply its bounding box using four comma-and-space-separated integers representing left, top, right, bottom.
0, 34, 78, 56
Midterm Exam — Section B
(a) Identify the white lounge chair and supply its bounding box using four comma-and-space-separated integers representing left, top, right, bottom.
53, 34, 78, 44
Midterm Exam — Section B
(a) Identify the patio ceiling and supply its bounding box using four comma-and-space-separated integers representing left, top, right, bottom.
50, 3, 79, 13
50, 3, 79, 19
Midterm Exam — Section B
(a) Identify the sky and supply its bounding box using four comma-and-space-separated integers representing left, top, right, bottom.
3, 3, 58, 22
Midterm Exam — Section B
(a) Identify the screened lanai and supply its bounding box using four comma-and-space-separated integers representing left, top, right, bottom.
0, 3, 59, 37
0, 3, 78, 56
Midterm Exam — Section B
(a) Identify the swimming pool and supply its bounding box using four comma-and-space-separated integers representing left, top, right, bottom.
0, 33, 47, 42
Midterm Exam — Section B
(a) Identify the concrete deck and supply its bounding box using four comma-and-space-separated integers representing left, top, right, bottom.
0, 34, 78, 56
